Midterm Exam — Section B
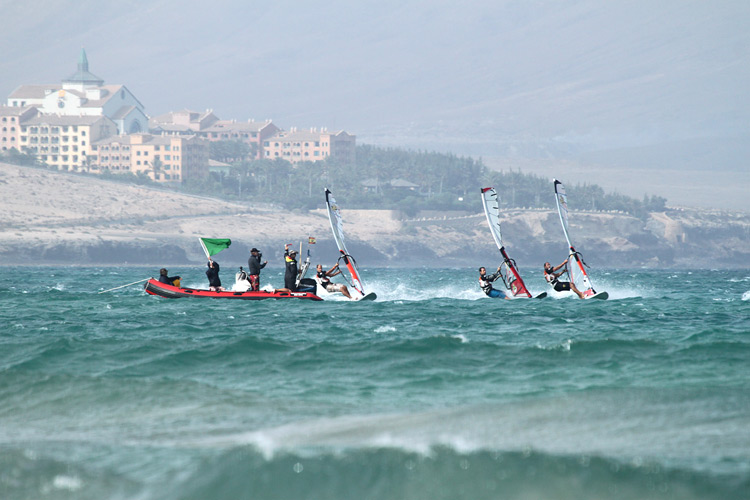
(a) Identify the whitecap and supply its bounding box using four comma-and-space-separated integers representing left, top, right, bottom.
374, 325, 396, 333
53, 475, 83, 491
742, 291, 750, 301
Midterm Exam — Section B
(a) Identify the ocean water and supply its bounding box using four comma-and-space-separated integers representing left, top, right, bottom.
1, 266, 749, 500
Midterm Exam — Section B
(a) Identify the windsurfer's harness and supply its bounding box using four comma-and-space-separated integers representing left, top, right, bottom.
479, 271, 500, 295
544, 266, 567, 286
317, 270, 331, 288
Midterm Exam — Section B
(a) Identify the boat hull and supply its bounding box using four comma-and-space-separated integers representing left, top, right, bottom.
144, 279, 323, 301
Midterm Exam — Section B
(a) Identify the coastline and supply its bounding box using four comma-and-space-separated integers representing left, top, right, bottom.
1, 162, 749, 268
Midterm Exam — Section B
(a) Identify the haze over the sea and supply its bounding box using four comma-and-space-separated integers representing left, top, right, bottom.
1, 0, 748, 209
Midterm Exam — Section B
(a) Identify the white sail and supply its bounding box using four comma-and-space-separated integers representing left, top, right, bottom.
553, 179, 594, 293
553, 180, 573, 249
324, 188, 365, 297
480, 187, 533, 298
481, 187, 504, 249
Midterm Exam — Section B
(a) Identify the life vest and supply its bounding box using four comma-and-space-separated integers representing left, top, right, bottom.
317, 271, 331, 287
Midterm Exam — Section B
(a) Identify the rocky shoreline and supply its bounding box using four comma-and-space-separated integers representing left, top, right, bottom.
1, 163, 748, 268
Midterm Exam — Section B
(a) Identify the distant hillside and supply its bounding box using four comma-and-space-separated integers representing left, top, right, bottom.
1, 163, 748, 269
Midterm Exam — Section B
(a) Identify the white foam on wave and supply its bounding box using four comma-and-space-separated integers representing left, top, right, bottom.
742, 291, 750, 301
191, 390, 750, 467
374, 325, 396, 333
365, 279, 484, 302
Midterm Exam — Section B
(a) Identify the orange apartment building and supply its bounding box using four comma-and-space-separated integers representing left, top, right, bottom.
91, 133, 209, 183
0, 105, 37, 154
263, 129, 356, 164
150, 110, 279, 159
18, 114, 117, 171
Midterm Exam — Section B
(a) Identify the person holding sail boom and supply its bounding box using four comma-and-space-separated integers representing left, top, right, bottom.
316, 263, 353, 299
543, 259, 584, 299
478, 266, 511, 300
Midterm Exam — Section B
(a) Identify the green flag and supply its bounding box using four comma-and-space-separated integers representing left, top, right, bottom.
199, 237, 232, 257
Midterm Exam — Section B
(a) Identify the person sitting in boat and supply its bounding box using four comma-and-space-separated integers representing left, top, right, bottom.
479, 266, 511, 300
206, 258, 226, 292
247, 247, 268, 291
543, 260, 584, 299
284, 245, 299, 291
158, 268, 181, 287
316, 263, 353, 299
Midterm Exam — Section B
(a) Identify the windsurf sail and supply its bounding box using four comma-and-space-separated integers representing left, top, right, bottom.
199, 237, 231, 258
480, 187, 532, 298
324, 188, 366, 297
553, 179, 596, 296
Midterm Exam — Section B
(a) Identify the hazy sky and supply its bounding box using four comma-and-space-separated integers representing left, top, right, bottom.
1, 0, 748, 209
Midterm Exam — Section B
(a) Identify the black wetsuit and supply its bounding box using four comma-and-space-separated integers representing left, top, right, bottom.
206, 261, 222, 288
284, 252, 298, 291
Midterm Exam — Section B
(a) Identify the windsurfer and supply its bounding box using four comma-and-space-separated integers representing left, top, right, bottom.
479, 266, 511, 299
158, 268, 181, 287
316, 263, 353, 299
247, 247, 268, 291
543, 260, 584, 299
206, 258, 226, 292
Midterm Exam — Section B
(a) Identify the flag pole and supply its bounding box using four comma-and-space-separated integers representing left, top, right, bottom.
98, 278, 150, 294
198, 237, 210, 259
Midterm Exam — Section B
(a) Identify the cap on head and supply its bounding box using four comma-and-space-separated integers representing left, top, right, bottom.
251, 248, 259, 253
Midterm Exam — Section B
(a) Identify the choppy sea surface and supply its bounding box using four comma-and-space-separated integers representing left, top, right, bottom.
1, 266, 749, 500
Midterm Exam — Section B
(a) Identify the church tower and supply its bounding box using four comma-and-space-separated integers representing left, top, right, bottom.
62, 48, 105, 91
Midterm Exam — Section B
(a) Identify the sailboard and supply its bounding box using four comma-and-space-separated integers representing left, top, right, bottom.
480, 187, 544, 298
324, 188, 376, 301
553, 179, 608, 299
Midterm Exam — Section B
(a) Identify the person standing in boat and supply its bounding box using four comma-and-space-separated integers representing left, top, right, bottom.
247, 248, 268, 291
206, 258, 226, 292
158, 268, 181, 287
283, 244, 299, 291
543, 260, 584, 299
479, 266, 511, 299
316, 263, 353, 299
